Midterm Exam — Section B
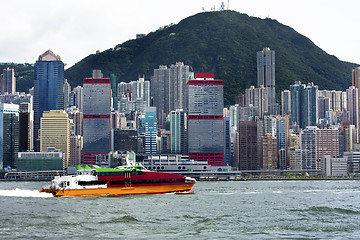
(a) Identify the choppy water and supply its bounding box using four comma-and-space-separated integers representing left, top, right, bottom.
1, 180, 360, 239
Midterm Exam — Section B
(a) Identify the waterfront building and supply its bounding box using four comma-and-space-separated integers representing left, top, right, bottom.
315, 128, 339, 168
344, 151, 360, 174
236, 121, 258, 170
145, 107, 157, 154
82, 72, 111, 164
40, 110, 70, 169
0, 103, 19, 169
281, 90, 291, 116
187, 73, 224, 166
321, 155, 348, 176
33, 50, 64, 151
224, 117, 232, 166
113, 129, 138, 152
300, 126, 317, 170
1, 67, 16, 95
17, 150, 63, 171
261, 133, 278, 170
170, 109, 187, 154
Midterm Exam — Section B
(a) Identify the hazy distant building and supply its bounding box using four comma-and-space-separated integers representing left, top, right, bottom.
1, 68, 16, 95
346, 86, 359, 139
281, 90, 291, 116
257, 47, 276, 115
151, 63, 190, 128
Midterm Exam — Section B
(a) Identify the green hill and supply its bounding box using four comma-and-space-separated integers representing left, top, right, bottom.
9, 10, 358, 106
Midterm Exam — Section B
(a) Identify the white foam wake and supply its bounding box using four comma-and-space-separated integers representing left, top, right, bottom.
0, 188, 53, 198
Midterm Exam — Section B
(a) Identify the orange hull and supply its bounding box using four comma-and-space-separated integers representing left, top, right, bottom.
41, 183, 195, 197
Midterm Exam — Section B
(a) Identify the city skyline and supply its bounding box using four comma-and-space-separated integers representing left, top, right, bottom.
1, 1, 360, 67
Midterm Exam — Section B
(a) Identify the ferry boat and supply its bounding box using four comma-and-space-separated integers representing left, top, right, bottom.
40, 164, 196, 197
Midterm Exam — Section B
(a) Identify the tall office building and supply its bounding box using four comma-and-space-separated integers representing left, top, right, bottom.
257, 47, 276, 115
33, 50, 64, 151
300, 126, 317, 170
290, 81, 318, 129
1, 68, 16, 95
276, 115, 289, 169
40, 110, 70, 169
346, 86, 359, 137
352, 67, 360, 88
170, 109, 187, 154
63, 79, 71, 109
69, 135, 83, 166
82, 73, 111, 164
245, 85, 265, 118
188, 73, 224, 166
236, 121, 258, 170
145, 107, 157, 154
281, 90, 291, 116
151, 63, 190, 128
261, 133, 278, 170
19, 103, 33, 152
316, 128, 339, 168
0, 104, 19, 169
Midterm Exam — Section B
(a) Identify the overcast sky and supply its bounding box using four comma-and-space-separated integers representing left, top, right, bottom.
1, 0, 359, 68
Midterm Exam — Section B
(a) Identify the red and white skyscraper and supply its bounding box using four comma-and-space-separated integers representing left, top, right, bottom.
82, 71, 111, 164
187, 73, 224, 166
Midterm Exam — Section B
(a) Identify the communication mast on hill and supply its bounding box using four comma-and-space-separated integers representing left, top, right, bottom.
228, 0, 230, 10
221, 2, 225, 10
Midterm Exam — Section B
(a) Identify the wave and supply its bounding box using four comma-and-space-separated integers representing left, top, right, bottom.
0, 188, 53, 198
292, 206, 360, 215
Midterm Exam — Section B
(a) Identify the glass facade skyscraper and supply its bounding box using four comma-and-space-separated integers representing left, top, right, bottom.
0, 103, 19, 169
82, 77, 111, 164
145, 107, 157, 154
187, 73, 224, 166
34, 50, 64, 151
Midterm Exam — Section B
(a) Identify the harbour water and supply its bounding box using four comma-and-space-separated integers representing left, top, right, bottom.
1, 180, 360, 239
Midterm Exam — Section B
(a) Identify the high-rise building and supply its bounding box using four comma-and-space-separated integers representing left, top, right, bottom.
276, 115, 289, 169
352, 67, 360, 89
82, 72, 111, 164
290, 81, 318, 129
236, 121, 258, 170
316, 128, 339, 169
1, 68, 16, 95
224, 116, 232, 166
245, 85, 265, 118
346, 86, 359, 139
170, 109, 187, 154
145, 107, 157, 154
281, 90, 291, 116
188, 73, 224, 166
19, 103, 33, 152
69, 135, 83, 166
262, 133, 278, 170
0, 103, 19, 169
300, 126, 317, 170
33, 50, 64, 151
151, 63, 190, 128
40, 110, 70, 169
257, 47, 276, 115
